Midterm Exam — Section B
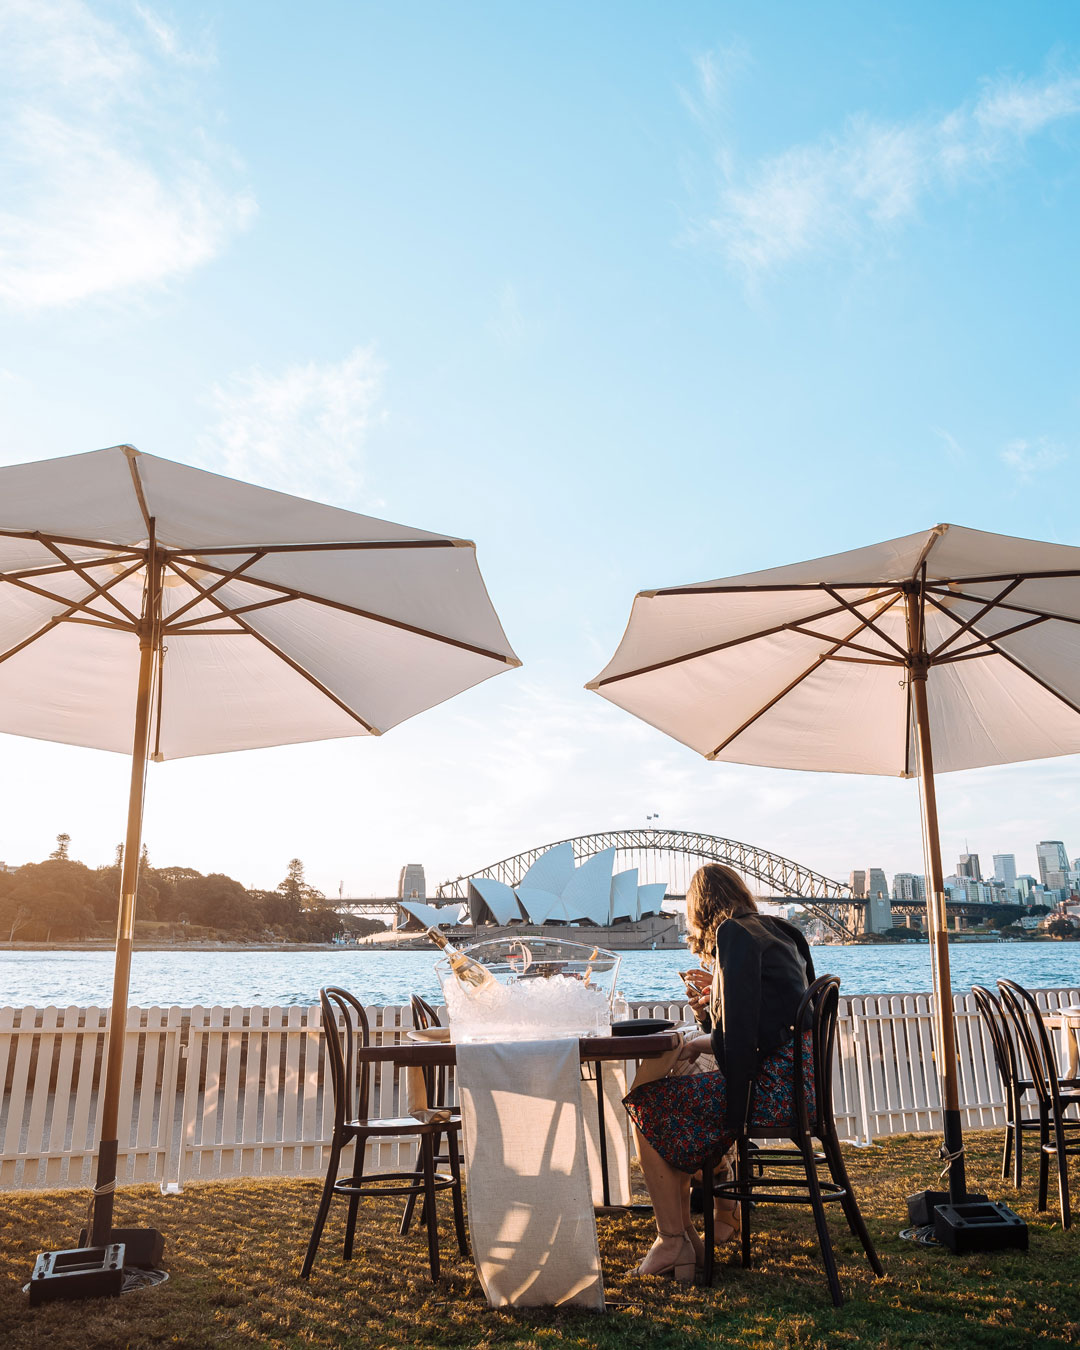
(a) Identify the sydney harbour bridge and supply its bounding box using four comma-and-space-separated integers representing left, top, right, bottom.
434, 829, 866, 939
331, 828, 1006, 939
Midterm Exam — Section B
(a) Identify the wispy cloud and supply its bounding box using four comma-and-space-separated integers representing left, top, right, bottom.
999, 436, 1067, 480
0, 0, 254, 310
197, 347, 386, 503
695, 60, 1080, 277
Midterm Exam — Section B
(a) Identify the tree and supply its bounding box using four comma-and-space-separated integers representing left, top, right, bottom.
277, 858, 324, 911
50, 833, 71, 862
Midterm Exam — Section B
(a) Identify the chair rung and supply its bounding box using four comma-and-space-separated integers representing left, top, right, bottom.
715, 1177, 847, 1205
331, 1171, 457, 1199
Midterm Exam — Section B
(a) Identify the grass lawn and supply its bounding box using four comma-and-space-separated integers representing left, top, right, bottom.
1, 1131, 1077, 1349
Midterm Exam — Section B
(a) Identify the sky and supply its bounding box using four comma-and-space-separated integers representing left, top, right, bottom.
1, 1, 1079, 898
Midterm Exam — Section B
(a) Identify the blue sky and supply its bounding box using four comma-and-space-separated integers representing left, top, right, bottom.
1, 1, 1079, 896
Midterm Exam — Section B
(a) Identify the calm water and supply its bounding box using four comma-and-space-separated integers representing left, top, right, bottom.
1, 943, 1078, 1008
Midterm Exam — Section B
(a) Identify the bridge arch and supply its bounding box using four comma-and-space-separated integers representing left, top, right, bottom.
436, 828, 855, 938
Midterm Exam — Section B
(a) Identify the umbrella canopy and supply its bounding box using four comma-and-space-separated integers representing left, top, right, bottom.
0, 444, 520, 1246
0, 445, 519, 756
588, 523, 1080, 775
589, 522, 1080, 1203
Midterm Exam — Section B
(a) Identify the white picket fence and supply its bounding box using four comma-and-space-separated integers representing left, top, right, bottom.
1, 989, 1077, 1192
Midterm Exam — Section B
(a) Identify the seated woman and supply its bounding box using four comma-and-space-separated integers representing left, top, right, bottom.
623, 863, 815, 1280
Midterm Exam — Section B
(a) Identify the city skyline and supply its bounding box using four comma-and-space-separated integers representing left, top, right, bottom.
1, 4, 1080, 896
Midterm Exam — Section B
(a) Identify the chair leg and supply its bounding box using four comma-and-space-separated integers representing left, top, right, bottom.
420, 1133, 441, 1281
1052, 1116, 1072, 1230
1038, 1111, 1051, 1213
302, 1138, 341, 1279
1001, 1112, 1013, 1184
399, 1145, 425, 1236
801, 1132, 843, 1308
1012, 1088, 1024, 1188
343, 1138, 368, 1260
448, 1128, 469, 1257
701, 1157, 715, 1286
737, 1136, 752, 1270
821, 1131, 883, 1276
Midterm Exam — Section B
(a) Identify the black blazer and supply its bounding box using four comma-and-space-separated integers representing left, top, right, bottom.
708, 914, 815, 1129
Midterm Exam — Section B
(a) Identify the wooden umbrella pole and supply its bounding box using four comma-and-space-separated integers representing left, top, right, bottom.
89, 532, 161, 1247
905, 588, 968, 1204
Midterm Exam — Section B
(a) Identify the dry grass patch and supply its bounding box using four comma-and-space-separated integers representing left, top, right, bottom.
1, 1132, 1078, 1349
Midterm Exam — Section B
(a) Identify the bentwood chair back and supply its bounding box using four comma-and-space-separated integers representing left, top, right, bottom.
702, 974, 883, 1306
301, 986, 467, 1281
998, 979, 1080, 1229
971, 984, 1036, 1186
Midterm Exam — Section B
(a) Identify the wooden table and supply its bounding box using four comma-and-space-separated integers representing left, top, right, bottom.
357, 1030, 681, 1207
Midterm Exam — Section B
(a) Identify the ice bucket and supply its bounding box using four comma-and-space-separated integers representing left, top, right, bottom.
436, 937, 621, 1043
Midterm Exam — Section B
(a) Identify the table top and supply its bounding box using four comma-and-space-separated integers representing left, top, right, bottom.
357, 1029, 681, 1066
1045, 1007, 1080, 1025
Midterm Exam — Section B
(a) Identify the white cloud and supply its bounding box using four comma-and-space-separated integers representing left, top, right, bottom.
999, 437, 1067, 479
197, 347, 386, 503
697, 60, 1080, 277
0, 0, 254, 310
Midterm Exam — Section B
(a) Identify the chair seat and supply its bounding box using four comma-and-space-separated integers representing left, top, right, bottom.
345, 1114, 461, 1136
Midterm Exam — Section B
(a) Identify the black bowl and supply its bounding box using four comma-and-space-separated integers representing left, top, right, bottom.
610, 1018, 674, 1036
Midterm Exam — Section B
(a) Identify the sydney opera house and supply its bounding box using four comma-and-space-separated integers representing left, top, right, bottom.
396, 843, 681, 948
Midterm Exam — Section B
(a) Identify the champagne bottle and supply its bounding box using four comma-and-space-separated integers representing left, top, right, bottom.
424, 927, 496, 990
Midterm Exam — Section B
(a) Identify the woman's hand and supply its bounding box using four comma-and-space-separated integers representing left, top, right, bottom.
678, 1033, 713, 1062
681, 969, 711, 1018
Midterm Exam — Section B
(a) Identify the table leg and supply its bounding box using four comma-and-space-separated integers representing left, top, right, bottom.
595, 1059, 611, 1208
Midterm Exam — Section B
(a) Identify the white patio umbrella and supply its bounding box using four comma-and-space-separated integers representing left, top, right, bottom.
0, 444, 520, 1245
588, 522, 1080, 1203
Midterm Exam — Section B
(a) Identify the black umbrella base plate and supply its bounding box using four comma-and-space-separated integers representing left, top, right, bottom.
907, 1188, 988, 1227
78, 1226, 165, 1270
933, 1201, 1029, 1254
28, 1244, 125, 1306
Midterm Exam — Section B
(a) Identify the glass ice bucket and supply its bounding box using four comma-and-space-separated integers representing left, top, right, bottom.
436, 937, 622, 1043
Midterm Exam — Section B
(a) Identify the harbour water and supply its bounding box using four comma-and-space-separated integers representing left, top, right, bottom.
1, 942, 1077, 1008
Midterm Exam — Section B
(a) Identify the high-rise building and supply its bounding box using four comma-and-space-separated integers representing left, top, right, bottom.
992, 854, 1017, 892
398, 863, 426, 901
1037, 841, 1069, 891
957, 853, 981, 881
892, 873, 925, 902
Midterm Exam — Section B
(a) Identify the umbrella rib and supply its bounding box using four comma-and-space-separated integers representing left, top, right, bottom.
823, 586, 908, 657
166, 595, 292, 633
161, 552, 268, 627
0, 567, 141, 627
177, 571, 380, 733
707, 592, 900, 758
165, 539, 463, 557
923, 594, 1080, 718
2, 552, 143, 582
937, 614, 1049, 662
788, 625, 904, 662
655, 580, 904, 595
923, 583, 1080, 629
927, 578, 1023, 658
36, 536, 141, 625
0, 527, 147, 553
590, 591, 898, 689
125, 449, 154, 535
0, 581, 137, 665
179, 556, 518, 666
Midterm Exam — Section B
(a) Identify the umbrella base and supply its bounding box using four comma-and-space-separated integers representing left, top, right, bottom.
28, 1244, 125, 1306
906, 1188, 987, 1227
933, 1201, 1028, 1254
78, 1226, 165, 1269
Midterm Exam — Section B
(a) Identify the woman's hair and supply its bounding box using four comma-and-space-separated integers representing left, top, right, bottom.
685, 864, 759, 959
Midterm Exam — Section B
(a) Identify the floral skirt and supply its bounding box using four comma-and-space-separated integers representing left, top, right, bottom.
623, 1033, 813, 1174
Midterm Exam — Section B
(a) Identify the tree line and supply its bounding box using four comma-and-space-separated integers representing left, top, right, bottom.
0, 836, 382, 944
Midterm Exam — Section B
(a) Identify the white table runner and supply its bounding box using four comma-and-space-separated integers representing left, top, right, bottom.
455, 1038, 605, 1310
